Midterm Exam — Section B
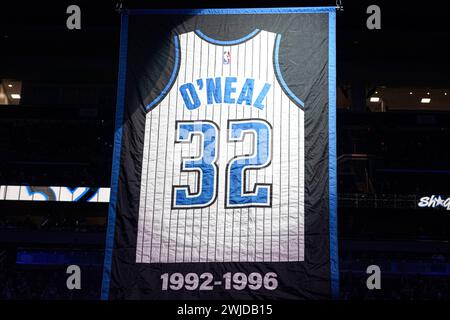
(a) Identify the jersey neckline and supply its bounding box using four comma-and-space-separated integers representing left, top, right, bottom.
194, 29, 261, 46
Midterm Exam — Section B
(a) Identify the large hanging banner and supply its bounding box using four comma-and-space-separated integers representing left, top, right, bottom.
102, 7, 338, 300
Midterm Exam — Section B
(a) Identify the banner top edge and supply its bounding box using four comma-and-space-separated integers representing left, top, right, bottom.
125, 7, 337, 15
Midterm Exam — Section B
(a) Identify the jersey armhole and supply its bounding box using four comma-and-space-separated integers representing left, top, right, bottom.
273, 34, 305, 109
145, 34, 181, 112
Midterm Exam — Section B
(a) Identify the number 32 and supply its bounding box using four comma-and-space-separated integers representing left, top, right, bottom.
172, 119, 272, 209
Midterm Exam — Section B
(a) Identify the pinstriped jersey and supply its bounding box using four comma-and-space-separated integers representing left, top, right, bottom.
136, 29, 305, 264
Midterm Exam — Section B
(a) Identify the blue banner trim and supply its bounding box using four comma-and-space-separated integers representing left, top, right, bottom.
128, 7, 337, 15
100, 11, 129, 300
328, 9, 340, 299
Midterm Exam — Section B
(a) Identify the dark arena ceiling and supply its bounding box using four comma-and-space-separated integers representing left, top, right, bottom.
1, 0, 450, 87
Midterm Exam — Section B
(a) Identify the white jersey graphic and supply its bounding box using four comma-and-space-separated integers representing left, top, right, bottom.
136, 29, 305, 263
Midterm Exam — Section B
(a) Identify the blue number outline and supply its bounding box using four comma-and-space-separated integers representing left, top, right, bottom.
172, 120, 219, 209
225, 119, 273, 209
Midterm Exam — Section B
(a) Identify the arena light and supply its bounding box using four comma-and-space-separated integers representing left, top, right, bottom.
10, 94, 21, 100
421, 98, 431, 104
370, 97, 380, 103
8, 84, 13, 88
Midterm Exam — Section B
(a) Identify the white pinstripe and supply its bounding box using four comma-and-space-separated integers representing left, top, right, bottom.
136, 30, 305, 264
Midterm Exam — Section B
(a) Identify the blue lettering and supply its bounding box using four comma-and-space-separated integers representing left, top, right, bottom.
236, 78, 254, 106
224, 77, 237, 104
253, 83, 271, 110
180, 83, 201, 110
180, 78, 271, 110
206, 77, 222, 105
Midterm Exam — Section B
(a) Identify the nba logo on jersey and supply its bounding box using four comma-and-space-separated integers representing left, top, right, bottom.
136, 29, 305, 265
223, 50, 231, 65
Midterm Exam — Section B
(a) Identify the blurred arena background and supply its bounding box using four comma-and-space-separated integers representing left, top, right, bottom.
0, 0, 449, 300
